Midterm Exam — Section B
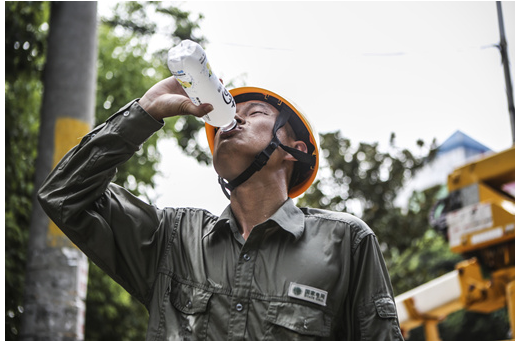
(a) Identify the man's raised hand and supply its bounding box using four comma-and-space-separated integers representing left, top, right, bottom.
138, 76, 213, 121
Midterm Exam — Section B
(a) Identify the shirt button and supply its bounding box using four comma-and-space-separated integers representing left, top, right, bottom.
123, 110, 130, 117
236, 303, 243, 312
243, 253, 251, 261
186, 300, 192, 309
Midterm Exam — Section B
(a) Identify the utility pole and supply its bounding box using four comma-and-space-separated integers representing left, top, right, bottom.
21, 2, 98, 340
496, 1, 515, 143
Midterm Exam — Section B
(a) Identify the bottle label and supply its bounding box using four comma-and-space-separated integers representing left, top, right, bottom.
206, 62, 213, 78
222, 88, 235, 108
171, 69, 186, 76
177, 77, 193, 89
198, 53, 207, 65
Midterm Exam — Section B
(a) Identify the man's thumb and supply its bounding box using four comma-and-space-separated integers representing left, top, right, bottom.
192, 103, 214, 117
201, 103, 214, 114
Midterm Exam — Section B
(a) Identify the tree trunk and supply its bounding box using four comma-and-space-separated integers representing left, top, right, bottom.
21, 2, 98, 340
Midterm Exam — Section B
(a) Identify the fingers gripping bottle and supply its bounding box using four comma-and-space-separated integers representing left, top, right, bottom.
167, 40, 237, 131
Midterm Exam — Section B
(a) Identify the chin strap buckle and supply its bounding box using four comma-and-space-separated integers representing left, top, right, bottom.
218, 176, 232, 200
251, 138, 280, 170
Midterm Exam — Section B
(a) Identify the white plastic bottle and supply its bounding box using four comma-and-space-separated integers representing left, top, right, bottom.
167, 40, 237, 131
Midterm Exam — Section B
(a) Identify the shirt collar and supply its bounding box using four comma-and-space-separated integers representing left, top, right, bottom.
209, 198, 305, 240
268, 198, 305, 239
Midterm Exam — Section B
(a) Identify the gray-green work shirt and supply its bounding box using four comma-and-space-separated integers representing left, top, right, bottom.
38, 100, 404, 340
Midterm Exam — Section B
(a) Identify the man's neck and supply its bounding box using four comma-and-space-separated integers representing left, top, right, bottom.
229, 177, 289, 241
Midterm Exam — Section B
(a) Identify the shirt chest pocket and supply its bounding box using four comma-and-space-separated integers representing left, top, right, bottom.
170, 282, 213, 339
264, 301, 332, 340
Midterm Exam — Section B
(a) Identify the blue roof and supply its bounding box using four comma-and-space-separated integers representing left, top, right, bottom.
438, 130, 492, 155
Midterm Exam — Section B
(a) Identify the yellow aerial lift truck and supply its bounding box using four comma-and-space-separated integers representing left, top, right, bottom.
395, 146, 515, 340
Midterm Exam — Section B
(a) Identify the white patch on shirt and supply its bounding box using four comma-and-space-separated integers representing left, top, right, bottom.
288, 282, 328, 306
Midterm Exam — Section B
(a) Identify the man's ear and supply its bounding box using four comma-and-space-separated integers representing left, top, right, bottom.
284, 140, 308, 162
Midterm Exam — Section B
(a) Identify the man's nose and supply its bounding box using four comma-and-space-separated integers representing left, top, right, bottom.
235, 111, 246, 124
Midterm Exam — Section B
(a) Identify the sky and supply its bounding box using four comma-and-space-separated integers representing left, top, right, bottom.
136, 1, 516, 215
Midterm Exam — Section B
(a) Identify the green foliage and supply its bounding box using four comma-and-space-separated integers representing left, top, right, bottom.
102, 1, 204, 47
407, 308, 511, 340
389, 228, 463, 294
5, 1, 50, 340
85, 264, 148, 341
438, 308, 511, 341
298, 131, 438, 254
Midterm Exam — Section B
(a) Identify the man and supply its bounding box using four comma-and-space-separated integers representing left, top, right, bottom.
38, 76, 404, 340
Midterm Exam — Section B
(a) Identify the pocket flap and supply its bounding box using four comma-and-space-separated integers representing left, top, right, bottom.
171, 282, 212, 315
374, 296, 397, 319
266, 302, 331, 336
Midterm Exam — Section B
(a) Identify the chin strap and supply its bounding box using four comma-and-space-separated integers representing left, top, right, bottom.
218, 102, 316, 200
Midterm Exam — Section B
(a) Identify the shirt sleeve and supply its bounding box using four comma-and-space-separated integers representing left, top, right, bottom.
38, 100, 168, 306
350, 234, 404, 341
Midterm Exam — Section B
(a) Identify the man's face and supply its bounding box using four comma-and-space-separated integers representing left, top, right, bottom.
212, 100, 285, 180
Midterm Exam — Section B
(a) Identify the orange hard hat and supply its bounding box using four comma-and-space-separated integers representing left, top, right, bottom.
205, 87, 319, 198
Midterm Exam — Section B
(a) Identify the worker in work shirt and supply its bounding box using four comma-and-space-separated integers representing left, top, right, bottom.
38, 76, 404, 340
